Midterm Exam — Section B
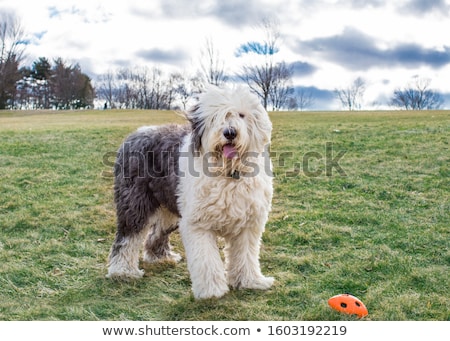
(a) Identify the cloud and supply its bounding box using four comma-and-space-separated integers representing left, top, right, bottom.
48, 6, 61, 18
33, 31, 47, 40
392, 44, 450, 67
441, 92, 450, 107
400, 0, 450, 15
47, 3, 112, 24
298, 27, 450, 70
211, 0, 275, 27
301, 86, 335, 100
344, 0, 385, 8
295, 86, 336, 110
135, 48, 188, 65
155, 0, 275, 27
290, 61, 317, 77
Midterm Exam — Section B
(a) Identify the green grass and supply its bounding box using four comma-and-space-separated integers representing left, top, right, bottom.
0, 109, 448, 321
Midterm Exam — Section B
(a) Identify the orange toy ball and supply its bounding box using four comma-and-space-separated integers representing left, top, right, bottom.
328, 293, 368, 318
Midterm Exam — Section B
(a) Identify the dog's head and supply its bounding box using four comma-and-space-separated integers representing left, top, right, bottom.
187, 86, 272, 160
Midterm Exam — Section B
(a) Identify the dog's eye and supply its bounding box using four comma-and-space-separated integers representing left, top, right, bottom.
239, 113, 245, 118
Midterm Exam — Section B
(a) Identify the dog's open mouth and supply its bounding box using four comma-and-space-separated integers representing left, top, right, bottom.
222, 144, 238, 159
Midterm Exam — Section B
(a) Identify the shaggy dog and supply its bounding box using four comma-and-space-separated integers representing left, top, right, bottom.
106, 86, 274, 299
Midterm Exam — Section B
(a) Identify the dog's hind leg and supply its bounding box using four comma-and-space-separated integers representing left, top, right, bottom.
143, 208, 181, 264
107, 230, 146, 279
107, 185, 154, 279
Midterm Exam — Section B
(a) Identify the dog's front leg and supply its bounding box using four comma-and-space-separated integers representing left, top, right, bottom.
179, 222, 229, 299
224, 227, 274, 291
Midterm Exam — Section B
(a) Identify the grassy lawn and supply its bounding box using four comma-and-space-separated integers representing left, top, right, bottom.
0, 109, 448, 321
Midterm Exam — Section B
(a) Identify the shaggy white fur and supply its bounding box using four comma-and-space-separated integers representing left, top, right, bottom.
107, 86, 274, 299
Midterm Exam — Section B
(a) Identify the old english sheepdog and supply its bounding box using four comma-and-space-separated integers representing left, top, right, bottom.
106, 86, 274, 299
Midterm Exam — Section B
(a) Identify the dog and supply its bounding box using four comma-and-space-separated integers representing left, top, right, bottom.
106, 86, 274, 299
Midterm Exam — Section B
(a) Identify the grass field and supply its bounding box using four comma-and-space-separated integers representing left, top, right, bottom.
0, 109, 448, 321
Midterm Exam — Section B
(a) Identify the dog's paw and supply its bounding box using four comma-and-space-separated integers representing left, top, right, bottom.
194, 285, 229, 299
168, 251, 182, 263
106, 267, 144, 279
233, 276, 274, 290
143, 250, 182, 264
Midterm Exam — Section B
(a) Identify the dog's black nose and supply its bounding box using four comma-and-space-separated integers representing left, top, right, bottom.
223, 127, 237, 140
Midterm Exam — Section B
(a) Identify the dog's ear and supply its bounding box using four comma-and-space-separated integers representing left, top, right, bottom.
186, 104, 204, 152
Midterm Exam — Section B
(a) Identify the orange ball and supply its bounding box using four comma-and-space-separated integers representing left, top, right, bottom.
328, 293, 368, 318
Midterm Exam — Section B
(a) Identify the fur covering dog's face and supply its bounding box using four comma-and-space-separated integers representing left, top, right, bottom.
187, 86, 272, 160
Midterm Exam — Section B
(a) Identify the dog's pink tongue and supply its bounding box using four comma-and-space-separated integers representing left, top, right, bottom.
223, 144, 237, 159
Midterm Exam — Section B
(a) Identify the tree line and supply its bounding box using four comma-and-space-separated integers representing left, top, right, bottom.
16, 57, 94, 110
96, 67, 202, 110
334, 76, 443, 111
0, 12, 24, 109
1, 12, 94, 109
1, 11, 444, 111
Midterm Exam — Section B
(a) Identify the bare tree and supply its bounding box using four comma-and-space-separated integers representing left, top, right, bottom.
132, 66, 150, 109
391, 77, 443, 110
199, 37, 227, 86
240, 63, 272, 110
269, 61, 294, 110
97, 65, 206, 110
165, 72, 180, 109
238, 18, 284, 110
335, 77, 366, 110
0, 11, 25, 109
97, 70, 116, 108
172, 72, 202, 110
125, 66, 170, 109
288, 87, 315, 111
116, 67, 137, 109
149, 66, 168, 109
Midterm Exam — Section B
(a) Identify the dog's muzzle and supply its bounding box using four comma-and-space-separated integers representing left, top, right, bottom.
223, 126, 237, 141
222, 126, 238, 159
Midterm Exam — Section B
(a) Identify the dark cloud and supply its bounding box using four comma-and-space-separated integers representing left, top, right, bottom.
136, 48, 188, 65
290, 61, 317, 77
298, 27, 450, 70
293, 85, 336, 110
400, 0, 450, 15
441, 92, 450, 107
392, 44, 450, 67
300, 86, 335, 101
212, 1, 275, 26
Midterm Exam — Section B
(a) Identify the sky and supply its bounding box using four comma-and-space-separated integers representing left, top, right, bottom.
2, 0, 450, 110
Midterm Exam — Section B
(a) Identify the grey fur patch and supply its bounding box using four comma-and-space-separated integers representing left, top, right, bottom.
186, 104, 204, 152
109, 124, 190, 260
